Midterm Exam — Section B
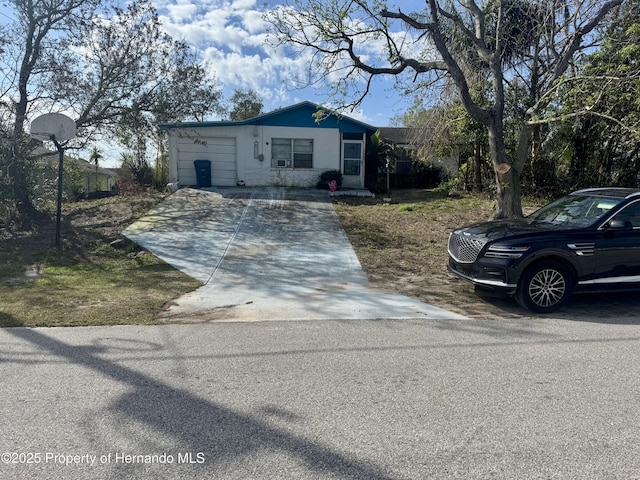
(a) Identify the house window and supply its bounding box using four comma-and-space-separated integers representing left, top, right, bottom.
271, 138, 313, 168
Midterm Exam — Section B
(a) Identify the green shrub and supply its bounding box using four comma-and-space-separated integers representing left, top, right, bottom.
317, 170, 343, 190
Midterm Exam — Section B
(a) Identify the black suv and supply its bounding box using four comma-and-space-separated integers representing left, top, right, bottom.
448, 188, 640, 313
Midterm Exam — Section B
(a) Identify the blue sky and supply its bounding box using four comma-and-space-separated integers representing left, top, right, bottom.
152, 0, 420, 128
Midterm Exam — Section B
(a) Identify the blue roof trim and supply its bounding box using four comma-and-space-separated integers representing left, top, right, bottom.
159, 101, 377, 133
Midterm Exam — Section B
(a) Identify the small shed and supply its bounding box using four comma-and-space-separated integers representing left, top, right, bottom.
160, 101, 377, 189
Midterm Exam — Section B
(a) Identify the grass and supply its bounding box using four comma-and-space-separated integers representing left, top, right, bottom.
333, 190, 495, 279
0, 194, 202, 327
333, 190, 640, 320
0, 188, 546, 327
332, 189, 511, 317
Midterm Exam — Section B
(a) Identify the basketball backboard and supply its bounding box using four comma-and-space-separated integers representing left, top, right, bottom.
30, 113, 76, 142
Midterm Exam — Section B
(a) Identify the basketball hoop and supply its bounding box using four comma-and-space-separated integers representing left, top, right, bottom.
30, 113, 76, 247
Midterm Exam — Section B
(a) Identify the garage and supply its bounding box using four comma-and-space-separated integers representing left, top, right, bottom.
176, 136, 237, 187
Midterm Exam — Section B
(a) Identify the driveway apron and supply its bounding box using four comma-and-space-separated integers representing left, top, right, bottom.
124, 187, 465, 321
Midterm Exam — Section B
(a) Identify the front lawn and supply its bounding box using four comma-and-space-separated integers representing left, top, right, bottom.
0, 194, 201, 327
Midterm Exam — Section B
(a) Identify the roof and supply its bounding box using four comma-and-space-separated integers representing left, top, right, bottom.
378, 127, 414, 145
159, 101, 377, 134
74, 158, 117, 177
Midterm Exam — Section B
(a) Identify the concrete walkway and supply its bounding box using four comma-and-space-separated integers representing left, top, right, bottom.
124, 187, 465, 321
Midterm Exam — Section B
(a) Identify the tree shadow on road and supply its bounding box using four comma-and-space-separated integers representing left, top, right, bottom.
5, 325, 396, 479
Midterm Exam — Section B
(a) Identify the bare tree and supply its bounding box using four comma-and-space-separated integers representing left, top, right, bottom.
2, 0, 99, 137
267, 0, 625, 218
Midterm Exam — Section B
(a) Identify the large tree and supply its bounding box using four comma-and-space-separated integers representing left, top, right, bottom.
1, 0, 99, 216
52, 1, 223, 137
268, 0, 626, 218
0, 0, 222, 221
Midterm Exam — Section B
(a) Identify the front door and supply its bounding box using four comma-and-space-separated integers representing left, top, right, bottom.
342, 140, 364, 188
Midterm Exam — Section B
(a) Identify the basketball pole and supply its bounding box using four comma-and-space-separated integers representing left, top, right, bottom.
51, 135, 64, 248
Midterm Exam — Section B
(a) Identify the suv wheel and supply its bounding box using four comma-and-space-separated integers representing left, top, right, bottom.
516, 261, 572, 313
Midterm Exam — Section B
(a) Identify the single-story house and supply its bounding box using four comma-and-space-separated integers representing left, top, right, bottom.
34, 146, 117, 199
75, 158, 117, 194
160, 101, 378, 189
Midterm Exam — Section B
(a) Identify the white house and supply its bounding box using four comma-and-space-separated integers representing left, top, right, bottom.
160, 101, 378, 189
75, 158, 117, 194
34, 147, 116, 198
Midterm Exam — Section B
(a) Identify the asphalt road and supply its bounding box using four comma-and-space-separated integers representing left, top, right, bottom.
2, 316, 640, 479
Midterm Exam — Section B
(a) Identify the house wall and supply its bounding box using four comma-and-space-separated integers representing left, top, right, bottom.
83, 173, 115, 193
168, 125, 342, 188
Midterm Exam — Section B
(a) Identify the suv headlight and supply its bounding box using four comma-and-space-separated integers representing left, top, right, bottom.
484, 245, 530, 259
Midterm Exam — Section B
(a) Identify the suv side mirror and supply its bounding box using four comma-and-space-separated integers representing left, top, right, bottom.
608, 219, 632, 229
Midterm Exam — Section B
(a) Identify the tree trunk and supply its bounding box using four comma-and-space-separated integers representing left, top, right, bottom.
487, 118, 522, 219
9, 18, 40, 220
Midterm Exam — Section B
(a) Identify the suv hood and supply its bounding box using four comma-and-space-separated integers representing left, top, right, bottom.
454, 218, 566, 241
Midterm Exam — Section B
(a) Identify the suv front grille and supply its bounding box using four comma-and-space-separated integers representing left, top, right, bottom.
448, 233, 486, 263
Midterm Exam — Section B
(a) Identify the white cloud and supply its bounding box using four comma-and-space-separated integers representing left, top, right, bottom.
165, 2, 197, 22
231, 0, 256, 8
241, 9, 267, 34
153, 0, 409, 125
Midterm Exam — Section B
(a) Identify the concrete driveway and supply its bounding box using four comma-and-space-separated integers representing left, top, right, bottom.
124, 187, 465, 321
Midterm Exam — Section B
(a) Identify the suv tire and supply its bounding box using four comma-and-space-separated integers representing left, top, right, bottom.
516, 260, 572, 313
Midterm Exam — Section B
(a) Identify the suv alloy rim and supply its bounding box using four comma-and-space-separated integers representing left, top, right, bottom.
528, 268, 566, 308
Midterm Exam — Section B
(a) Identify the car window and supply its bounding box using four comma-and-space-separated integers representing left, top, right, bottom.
528, 194, 624, 227
610, 201, 640, 229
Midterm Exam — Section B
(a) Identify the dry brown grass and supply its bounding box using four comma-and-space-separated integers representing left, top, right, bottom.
4, 188, 637, 325
333, 189, 540, 319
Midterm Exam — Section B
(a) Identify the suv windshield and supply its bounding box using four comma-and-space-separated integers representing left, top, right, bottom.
528, 194, 623, 227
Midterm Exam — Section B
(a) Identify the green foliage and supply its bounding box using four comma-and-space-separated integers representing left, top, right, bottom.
227, 89, 263, 121
395, 162, 448, 189
484, 0, 544, 64
402, 96, 489, 192
397, 202, 428, 213
120, 152, 153, 187
0, 134, 39, 227
25, 155, 86, 209
0, 148, 14, 226
540, 1, 640, 192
